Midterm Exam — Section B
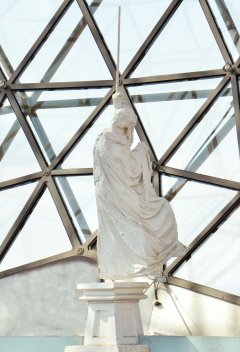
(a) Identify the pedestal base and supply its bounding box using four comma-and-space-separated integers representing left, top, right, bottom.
78, 282, 149, 346
64, 282, 150, 352
65, 345, 149, 352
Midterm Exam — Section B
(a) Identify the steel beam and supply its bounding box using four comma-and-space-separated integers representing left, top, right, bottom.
0, 120, 20, 164
0, 180, 46, 264
122, 0, 183, 79
0, 91, 6, 106
231, 75, 240, 157
158, 75, 230, 165
51, 168, 93, 176
167, 277, 240, 305
200, 0, 233, 64
49, 87, 114, 169
0, 66, 6, 82
8, 0, 74, 84
159, 165, 240, 192
76, 0, 116, 77
0, 250, 97, 279
213, 0, 240, 55
6, 91, 47, 169
25, 0, 103, 106
53, 175, 92, 239
0, 44, 13, 78
10, 80, 113, 91
0, 172, 42, 191
46, 177, 82, 247
235, 57, 240, 68
9, 88, 224, 113
160, 109, 237, 201
164, 192, 240, 275
35, 0, 102, 85
123, 69, 225, 86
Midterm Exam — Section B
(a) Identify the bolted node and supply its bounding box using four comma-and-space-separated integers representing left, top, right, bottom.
223, 63, 235, 72
77, 247, 84, 254
43, 170, 50, 177
0, 80, 7, 89
151, 160, 158, 172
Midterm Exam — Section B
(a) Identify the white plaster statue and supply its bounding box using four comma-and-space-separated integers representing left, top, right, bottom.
93, 87, 186, 280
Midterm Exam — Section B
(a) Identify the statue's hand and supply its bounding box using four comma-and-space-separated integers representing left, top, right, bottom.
135, 141, 148, 152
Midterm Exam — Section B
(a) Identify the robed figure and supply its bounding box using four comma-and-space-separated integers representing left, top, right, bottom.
93, 87, 185, 280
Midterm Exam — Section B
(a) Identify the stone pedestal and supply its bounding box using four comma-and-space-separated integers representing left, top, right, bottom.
65, 282, 150, 352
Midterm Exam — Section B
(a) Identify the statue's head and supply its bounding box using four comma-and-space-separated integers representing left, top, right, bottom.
112, 87, 137, 129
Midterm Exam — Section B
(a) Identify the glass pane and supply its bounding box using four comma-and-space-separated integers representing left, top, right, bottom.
0, 0, 63, 76
0, 99, 41, 182
55, 176, 97, 243
61, 104, 140, 168
174, 205, 240, 296
128, 78, 222, 159
132, 0, 225, 77
208, 0, 239, 61
0, 182, 36, 246
93, 0, 171, 72
162, 175, 237, 246
167, 83, 240, 182
0, 189, 72, 271
20, 1, 112, 82
16, 89, 110, 163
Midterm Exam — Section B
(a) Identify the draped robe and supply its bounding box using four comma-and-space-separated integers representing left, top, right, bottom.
93, 129, 185, 280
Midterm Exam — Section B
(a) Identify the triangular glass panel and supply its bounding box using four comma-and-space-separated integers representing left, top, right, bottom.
20, 1, 112, 82
208, 0, 240, 61
161, 175, 237, 246
0, 188, 72, 271
61, 103, 140, 168
174, 204, 240, 296
0, 0, 63, 76
167, 82, 240, 182
132, 0, 225, 77
128, 78, 222, 159
92, 0, 171, 72
0, 182, 36, 246
15, 88, 110, 163
0, 99, 41, 182
55, 175, 97, 243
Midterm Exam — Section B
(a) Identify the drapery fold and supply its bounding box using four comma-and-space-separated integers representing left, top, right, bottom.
93, 130, 185, 280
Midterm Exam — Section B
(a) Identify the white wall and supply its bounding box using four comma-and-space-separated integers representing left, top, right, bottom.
0, 259, 239, 336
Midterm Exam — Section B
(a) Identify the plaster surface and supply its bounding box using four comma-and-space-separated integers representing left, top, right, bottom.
0, 258, 99, 336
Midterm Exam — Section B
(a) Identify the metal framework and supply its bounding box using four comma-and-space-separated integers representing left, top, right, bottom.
0, 0, 239, 305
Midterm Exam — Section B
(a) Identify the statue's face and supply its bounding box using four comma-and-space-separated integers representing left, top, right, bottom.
122, 127, 133, 146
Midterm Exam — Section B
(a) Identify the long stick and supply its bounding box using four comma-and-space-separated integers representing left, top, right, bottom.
116, 6, 121, 92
